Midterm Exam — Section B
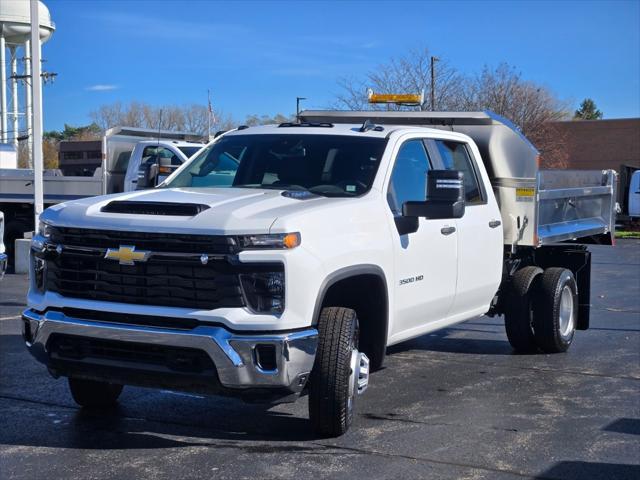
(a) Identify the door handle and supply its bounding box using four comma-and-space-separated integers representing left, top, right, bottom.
440, 226, 456, 236
489, 220, 501, 228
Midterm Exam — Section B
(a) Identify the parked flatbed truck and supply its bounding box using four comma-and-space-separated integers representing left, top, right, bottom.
22, 110, 615, 436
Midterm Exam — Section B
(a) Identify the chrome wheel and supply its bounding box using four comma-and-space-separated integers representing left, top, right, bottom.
558, 285, 575, 339
347, 350, 370, 413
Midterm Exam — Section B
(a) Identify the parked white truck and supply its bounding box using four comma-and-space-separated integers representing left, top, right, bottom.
22, 111, 615, 436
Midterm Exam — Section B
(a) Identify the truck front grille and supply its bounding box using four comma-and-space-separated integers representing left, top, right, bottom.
43, 228, 283, 310
46, 254, 247, 309
49, 227, 239, 255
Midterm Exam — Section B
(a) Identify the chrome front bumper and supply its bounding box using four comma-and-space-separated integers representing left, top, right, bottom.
0, 253, 7, 279
22, 308, 318, 395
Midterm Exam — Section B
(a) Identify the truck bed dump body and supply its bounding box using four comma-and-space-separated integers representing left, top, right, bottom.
300, 110, 616, 247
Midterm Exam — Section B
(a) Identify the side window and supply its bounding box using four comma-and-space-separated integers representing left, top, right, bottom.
142, 146, 182, 166
434, 140, 484, 204
387, 139, 431, 215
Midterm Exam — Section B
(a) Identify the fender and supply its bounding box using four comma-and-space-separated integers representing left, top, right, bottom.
312, 264, 388, 327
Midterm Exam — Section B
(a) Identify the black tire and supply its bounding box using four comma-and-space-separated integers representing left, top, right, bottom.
533, 268, 578, 353
309, 307, 359, 437
504, 266, 543, 352
360, 334, 385, 372
68, 378, 123, 408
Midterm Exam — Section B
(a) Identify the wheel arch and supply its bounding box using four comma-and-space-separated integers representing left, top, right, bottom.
312, 265, 389, 368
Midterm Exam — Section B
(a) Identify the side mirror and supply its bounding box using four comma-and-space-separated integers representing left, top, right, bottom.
156, 157, 180, 186
403, 170, 465, 220
136, 156, 157, 190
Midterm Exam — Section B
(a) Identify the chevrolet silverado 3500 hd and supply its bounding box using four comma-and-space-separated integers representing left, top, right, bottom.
23, 111, 616, 436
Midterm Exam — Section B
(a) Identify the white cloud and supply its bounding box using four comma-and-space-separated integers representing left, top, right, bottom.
85, 84, 118, 92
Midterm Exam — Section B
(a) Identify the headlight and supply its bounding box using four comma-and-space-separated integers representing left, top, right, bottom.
38, 220, 52, 238
33, 256, 46, 291
240, 271, 285, 313
238, 233, 301, 250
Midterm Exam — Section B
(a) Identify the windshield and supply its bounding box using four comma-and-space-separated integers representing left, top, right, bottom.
165, 134, 388, 197
178, 146, 202, 158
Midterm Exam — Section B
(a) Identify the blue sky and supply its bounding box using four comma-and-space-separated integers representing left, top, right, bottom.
38, 0, 640, 130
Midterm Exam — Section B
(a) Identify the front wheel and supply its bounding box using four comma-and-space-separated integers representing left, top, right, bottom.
309, 307, 369, 437
533, 268, 578, 353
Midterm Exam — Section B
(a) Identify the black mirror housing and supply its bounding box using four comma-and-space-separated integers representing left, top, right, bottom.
403, 199, 465, 219
402, 170, 466, 220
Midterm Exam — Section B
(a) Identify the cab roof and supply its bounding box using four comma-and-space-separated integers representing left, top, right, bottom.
223, 122, 444, 139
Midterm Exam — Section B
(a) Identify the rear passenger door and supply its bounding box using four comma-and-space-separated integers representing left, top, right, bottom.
426, 139, 503, 319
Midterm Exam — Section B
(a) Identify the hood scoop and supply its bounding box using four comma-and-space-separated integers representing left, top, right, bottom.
101, 201, 210, 216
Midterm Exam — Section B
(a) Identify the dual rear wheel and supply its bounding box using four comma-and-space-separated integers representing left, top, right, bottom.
505, 267, 578, 353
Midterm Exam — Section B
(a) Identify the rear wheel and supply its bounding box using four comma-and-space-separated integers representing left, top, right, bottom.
533, 268, 578, 353
68, 378, 123, 408
504, 266, 543, 352
309, 307, 369, 437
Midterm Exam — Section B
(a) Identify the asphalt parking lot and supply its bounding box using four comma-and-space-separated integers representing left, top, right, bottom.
0, 240, 638, 480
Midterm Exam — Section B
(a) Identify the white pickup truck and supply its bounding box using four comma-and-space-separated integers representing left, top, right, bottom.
22, 111, 616, 436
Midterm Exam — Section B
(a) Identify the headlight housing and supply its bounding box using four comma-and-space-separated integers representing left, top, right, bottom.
33, 256, 46, 291
38, 220, 52, 238
238, 233, 300, 250
240, 271, 285, 313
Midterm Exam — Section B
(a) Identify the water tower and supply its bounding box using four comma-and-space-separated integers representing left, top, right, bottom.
0, 0, 55, 157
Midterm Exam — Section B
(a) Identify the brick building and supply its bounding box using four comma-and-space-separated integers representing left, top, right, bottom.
542, 118, 640, 171
540, 118, 639, 209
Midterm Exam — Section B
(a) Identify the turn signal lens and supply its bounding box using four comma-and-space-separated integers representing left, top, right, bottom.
283, 233, 301, 249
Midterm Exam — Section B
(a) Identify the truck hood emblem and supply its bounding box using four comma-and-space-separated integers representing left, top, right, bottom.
104, 245, 151, 265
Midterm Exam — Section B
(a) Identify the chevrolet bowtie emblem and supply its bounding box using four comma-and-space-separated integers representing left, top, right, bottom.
104, 245, 151, 265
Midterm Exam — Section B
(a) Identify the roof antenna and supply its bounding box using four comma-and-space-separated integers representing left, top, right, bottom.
359, 119, 373, 132
359, 119, 383, 132
157, 109, 163, 146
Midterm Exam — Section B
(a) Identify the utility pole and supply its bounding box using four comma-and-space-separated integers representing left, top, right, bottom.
31, 0, 44, 230
207, 89, 212, 140
296, 97, 306, 122
0, 36, 6, 143
430, 56, 439, 111
25, 40, 33, 167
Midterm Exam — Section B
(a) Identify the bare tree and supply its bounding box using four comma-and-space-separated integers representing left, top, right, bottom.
460, 64, 570, 167
335, 52, 570, 167
243, 113, 293, 126
90, 101, 236, 136
334, 47, 465, 111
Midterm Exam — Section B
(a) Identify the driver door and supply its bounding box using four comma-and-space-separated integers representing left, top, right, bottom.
386, 138, 458, 342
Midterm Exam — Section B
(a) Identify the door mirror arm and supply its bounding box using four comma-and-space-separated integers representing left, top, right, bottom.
394, 215, 419, 235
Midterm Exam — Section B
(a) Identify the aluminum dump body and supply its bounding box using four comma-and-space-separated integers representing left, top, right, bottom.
300, 110, 616, 247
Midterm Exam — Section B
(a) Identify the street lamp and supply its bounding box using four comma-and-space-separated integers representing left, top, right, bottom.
430, 56, 439, 111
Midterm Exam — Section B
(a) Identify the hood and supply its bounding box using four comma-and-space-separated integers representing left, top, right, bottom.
42, 187, 334, 235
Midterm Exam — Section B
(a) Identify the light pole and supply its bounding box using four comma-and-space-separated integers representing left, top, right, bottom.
31, 0, 44, 230
296, 97, 306, 122
430, 56, 439, 111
